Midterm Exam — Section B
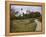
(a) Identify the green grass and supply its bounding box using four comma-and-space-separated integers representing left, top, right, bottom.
10, 18, 37, 33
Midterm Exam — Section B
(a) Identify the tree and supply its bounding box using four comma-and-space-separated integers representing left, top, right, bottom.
33, 12, 41, 18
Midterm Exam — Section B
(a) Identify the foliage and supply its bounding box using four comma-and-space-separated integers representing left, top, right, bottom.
10, 10, 41, 20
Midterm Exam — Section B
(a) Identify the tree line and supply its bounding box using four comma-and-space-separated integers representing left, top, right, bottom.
10, 11, 41, 20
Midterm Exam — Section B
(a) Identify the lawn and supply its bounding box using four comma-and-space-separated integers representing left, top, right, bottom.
10, 18, 37, 33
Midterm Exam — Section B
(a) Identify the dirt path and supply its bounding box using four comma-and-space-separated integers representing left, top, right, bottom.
34, 19, 41, 32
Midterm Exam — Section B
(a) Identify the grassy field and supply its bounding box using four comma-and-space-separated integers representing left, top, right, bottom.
10, 18, 37, 33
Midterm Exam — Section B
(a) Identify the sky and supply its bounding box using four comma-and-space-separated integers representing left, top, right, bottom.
11, 5, 42, 13
11, 5, 42, 16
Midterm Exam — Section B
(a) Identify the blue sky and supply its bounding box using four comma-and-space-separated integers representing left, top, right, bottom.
11, 5, 42, 13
